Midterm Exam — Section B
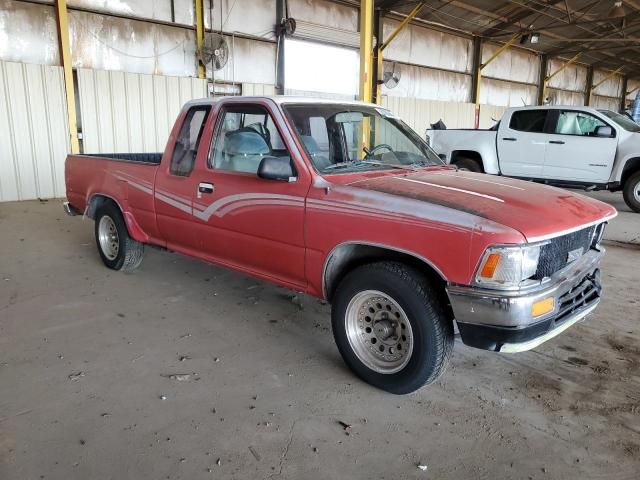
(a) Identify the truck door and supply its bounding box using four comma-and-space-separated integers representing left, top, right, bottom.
497, 109, 549, 178
190, 101, 310, 289
154, 104, 212, 252
542, 109, 617, 183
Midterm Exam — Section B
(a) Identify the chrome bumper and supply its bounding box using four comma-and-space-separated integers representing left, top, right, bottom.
447, 249, 604, 352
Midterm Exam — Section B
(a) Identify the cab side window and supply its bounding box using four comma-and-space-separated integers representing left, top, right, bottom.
509, 110, 548, 133
170, 106, 211, 176
555, 110, 607, 136
208, 105, 290, 174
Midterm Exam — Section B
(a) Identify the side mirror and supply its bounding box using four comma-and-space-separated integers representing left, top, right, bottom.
594, 125, 614, 138
257, 156, 296, 182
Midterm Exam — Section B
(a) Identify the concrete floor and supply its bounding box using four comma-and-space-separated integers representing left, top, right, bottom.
1, 199, 639, 480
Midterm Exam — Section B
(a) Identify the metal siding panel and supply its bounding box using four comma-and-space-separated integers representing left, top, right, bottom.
593, 70, 623, 98
479, 104, 506, 129
77, 68, 99, 153
243, 83, 255, 95
125, 73, 144, 152
381, 96, 476, 131
0, 60, 69, 202
95, 69, 115, 152
6, 62, 37, 200
76, 70, 210, 156
166, 76, 182, 129
194, 77, 207, 98
45, 64, 71, 197
178, 77, 193, 107
25, 63, 55, 199
152, 75, 170, 150
109, 70, 130, 153
139, 74, 157, 152
0, 60, 19, 201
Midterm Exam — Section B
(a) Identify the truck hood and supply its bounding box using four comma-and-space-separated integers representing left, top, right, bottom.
345, 169, 617, 242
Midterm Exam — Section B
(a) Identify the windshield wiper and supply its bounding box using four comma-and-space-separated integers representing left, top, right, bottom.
323, 159, 416, 172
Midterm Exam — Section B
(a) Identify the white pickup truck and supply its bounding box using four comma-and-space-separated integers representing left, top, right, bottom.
426, 105, 640, 212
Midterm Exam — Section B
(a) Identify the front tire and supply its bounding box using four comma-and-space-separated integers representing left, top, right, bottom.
331, 262, 454, 394
622, 171, 640, 213
94, 202, 144, 271
453, 156, 482, 172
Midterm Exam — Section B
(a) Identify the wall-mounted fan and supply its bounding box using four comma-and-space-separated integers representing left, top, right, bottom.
381, 61, 401, 89
199, 32, 229, 71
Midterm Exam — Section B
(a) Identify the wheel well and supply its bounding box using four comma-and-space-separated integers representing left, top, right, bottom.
86, 194, 119, 219
621, 157, 640, 187
450, 151, 484, 171
324, 244, 453, 318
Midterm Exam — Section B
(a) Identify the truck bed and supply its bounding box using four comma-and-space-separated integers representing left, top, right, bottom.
65, 153, 160, 218
83, 153, 162, 164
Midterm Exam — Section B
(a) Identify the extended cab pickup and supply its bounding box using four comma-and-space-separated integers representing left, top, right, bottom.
426, 105, 640, 212
65, 97, 616, 394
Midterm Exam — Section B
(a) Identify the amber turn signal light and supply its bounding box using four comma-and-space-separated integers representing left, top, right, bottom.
480, 253, 501, 278
531, 297, 555, 318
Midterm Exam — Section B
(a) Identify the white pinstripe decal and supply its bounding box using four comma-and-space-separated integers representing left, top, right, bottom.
428, 172, 525, 190
396, 177, 505, 203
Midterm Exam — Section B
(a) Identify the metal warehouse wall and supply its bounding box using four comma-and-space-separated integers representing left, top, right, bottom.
77, 69, 208, 154
381, 96, 505, 132
0, 60, 70, 202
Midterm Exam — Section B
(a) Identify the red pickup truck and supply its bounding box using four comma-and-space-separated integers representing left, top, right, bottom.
64, 96, 616, 394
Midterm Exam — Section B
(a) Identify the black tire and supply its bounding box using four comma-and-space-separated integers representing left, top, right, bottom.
331, 262, 454, 394
94, 202, 144, 272
454, 156, 482, 172
622, 171, 640, 213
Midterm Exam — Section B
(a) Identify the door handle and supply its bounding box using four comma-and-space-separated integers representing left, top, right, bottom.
502, 137, 517, 141
549, 140, 565, 145
198, 182, 214, 194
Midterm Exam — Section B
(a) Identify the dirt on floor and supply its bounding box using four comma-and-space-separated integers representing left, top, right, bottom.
1, 200, 639, 480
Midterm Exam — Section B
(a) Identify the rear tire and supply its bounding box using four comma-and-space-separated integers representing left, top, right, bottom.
454, 156, 482, 172
331, 262, 454, 394
94, 202, 144, 271
622, 171, 640, 213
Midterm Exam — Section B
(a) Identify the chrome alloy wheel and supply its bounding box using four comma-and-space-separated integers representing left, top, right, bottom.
634, 177, 640, 204
345, 290, 414, 374
98, 215, 119, 261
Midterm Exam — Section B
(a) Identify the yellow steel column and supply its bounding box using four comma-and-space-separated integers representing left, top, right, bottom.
474, 33, 519, 128
359, 0, 375, 103
54, 0, 79, 154
195, 0, 205, 79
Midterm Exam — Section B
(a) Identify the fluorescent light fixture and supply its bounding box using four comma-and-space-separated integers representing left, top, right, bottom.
608, 1, 625, 18
520, 32, 540, 45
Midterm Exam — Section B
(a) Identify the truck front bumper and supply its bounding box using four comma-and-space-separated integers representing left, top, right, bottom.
446, 249, 603, 353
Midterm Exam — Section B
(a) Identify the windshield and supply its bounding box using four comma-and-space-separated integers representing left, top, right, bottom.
282, 104, 444, 174
599, 110, 640, 132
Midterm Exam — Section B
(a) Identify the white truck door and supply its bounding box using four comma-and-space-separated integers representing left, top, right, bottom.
543, 109, 617, 183
497, 109, 549, 178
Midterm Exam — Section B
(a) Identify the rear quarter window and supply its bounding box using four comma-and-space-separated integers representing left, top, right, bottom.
509, 110, 548, 133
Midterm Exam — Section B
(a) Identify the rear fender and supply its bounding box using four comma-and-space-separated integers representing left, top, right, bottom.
86, 194, 149, 243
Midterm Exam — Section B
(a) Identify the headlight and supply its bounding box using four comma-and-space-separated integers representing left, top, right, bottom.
475, 244, 541, 289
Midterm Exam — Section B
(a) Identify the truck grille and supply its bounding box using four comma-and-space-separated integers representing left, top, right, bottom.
533, 225, 600, 280
554, 270, 601, 326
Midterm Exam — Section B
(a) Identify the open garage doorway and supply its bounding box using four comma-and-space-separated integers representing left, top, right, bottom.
284, 38, 359, 99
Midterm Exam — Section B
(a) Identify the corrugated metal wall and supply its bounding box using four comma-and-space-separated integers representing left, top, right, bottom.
480, 42, 539, 107
546, 59, 587, 106
242, 83, 276, 95
381, 96, 501, 132
77, 69, 207, 153
591, 69, 624, 111
0, 60, 70, 202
